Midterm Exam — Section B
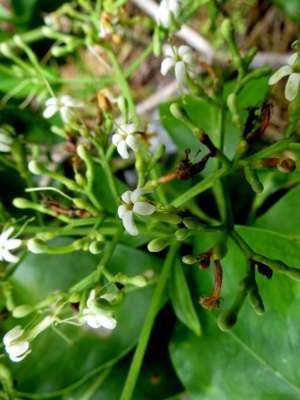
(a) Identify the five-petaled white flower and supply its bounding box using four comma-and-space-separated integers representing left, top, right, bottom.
43, 95, 84, 124
0, 126, 13, 153
0, 227, 22, 263
268, 53, 300, 102
82, 290, 117, 330
161, 45, 195, 85
155, 0, 180, 28
118, 188, 156, 236
3, 326, 31, 362
112, 123, 143, 159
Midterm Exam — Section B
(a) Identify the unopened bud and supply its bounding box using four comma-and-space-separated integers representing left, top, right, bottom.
277, 158, 296, 173
212, 241, 228, 261
182, 255, 198, 264
69, 292, 82, 303
151, 211, 182, 224
128, 275, 148, 287
227, 93, 238, 115
221, 19, 233, 42
182, 217, 205, 230
218, 309, 238, 331
147, 235, 175, 252
28, 160, 46, 175
89, 240, 105, 254
144, 179, 159, 190
249, 289, 264, 315
12, 304, 33, 318
175, 228, 191, 241
27, 238, 48, 253
13, 198, 33, 209
74, 173, 87, 187
0, 43, 14, 58
89, 298, 112, 315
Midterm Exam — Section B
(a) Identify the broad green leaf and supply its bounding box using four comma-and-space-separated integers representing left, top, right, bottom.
169, 258, 201, 336
169, 226, 300, 399
254, 184, 300, 236
3, 240, 163, 394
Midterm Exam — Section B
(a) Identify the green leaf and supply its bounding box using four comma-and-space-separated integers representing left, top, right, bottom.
4, 240, 163, 394
169, 226, 300, 399
270, 0, 300, 22
254, 184, 300, 237
169, 258, 201, 336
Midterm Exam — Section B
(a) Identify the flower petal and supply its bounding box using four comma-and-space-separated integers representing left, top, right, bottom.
45, 97, 58, 106
87, 290, 96, 307
101, 293, 116, 302
2, 250, 19, 263
122, 210, 138, 236
175, 61, 187, 85
161, 57, 176, 76
6, 341, 29, 357
285, 73, 300, 101
131, 188, 153, 203
182, 53, 195, 68
0, 227, 14, 243
117, 141, 129, 159
288, 53, 298, 67
5, 239, 22, 250
178, 45, 191, 58
126, 123, 144, 135
3, 326, 23, 346
118, 204, 128, 219
159, 9, 171, 28
0, 143, 11, 152
121, 191, 132, 204
112, 133, 122, 145
86, 315, 103, 329
133, 201, 156, 216
43, 104, 59, 119
0, 133, 12, 144
126, 135, 141, 152
60, 106, 72, 123
268, 66, 292, 85
9, 349, 31, 362
98, 315, 117, 330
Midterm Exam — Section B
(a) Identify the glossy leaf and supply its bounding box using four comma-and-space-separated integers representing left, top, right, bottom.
170, 226, 300, 399
254, 184, 300, 236
169, 258, 201, 336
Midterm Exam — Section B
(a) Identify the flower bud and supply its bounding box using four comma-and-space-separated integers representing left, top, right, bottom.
147, 235, 175, 252
144, 179, 159, 191
277, 158, 296, 174
89, 240, 105, 254
128, 275, 148, 287
77, 144, 90, 161
74, 173, 87, 187
182, 217, 205, 230
27, 238, 48, 253
170, 104, 202, 137
227, 93, 238, 115
151, 211, 182, 224
153, 26, 162, 57
218, 309, 238, 331
182, 255, 198, 264
12, 304, 33, 318
89, 298, 112, 315
115, 274, 128, 284
235, 140, 249, 156
68, 292, 82, 303
117, 96, 128, 116
212, 241, 228, 261
0, 43, 14, 58
249, 289, 264, 315
28, 160, 46, 175
175, 228, 191, 241
13, 198, 33, 209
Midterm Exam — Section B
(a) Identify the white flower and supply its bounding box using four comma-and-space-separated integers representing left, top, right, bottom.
268, 53, 300, 101
0, 127, 13, 153
43, 95, 84, 123
161, 45, 195, 85
82, 290, 117, 330
112, 123, 143, 159
0, 227, 22, 263
156, 0, 180, 28
3, 326, 31, 362
118, 188, 156, 236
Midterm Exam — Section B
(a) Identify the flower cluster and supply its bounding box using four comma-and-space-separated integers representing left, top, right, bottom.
118, 188, 156, 236
161, 45, 195, 85
268, 52, 300, 101
82, 290, 117, 329
43, 95, 84, 124
0, 227, 22, 263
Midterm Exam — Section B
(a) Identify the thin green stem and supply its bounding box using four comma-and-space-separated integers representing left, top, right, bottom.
229, 229, 253, 259
120, 243, 179, 400
245, 135, 298, 161
125, 43, 154, 78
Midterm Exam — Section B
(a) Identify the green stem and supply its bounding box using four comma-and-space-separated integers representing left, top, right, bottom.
245, 135, 298, 161
120, 243, 179, 400
125, 43, 154, 78
229, 229, 253, 259
98, 145, 119, 204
